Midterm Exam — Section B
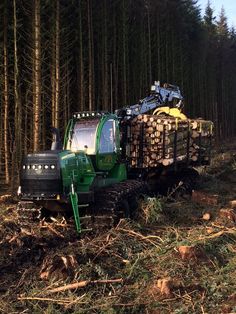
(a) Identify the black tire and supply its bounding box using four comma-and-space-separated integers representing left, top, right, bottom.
173, 168, 200, 199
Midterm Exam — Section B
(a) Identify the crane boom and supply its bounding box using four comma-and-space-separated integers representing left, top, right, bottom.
116, 81, 183, 118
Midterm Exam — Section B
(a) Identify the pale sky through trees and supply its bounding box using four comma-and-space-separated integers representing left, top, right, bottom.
199, 0, 236, 27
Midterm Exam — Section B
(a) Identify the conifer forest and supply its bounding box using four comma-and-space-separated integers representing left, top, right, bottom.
1, 2, 236, 313
0, 0, 235, 188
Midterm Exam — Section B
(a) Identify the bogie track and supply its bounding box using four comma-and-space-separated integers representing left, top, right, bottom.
90, 180, 148, 229
17, 180, 148, 233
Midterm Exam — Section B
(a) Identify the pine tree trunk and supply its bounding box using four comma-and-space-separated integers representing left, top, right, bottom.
54, 0, 60, 128
33, 0, 41, 152
3, 0, 10, 184
157, 17, 161, 79
13, 0, 22, 182
78, 1, 84, 111
122, 0, 127, 105
147, 0, 152, 86
87, 0, 94, 111
112, 5, 118, 108
51, 33, 55, 126
65, 59, 70, 128
102, 0, 108, 111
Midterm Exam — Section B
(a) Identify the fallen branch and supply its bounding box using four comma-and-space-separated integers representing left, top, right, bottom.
211, 223, 236, 231
18, 294, 87, 306
8, 234, 19, 243
92, 236, 118, 261
41, 223, 64, 238
47, 278, 123, 293
117, 228, 163, 246
18, 296, 72, 304
198, 229, 236, 241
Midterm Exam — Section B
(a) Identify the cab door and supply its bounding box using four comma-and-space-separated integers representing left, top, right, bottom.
96, 118, 119, 171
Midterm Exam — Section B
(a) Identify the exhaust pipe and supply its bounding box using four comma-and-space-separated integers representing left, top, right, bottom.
51, 127, 62, 150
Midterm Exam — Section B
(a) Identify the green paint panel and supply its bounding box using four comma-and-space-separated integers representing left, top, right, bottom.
59, 150, 96, 195
96, 153, 117, 171
93, 163, 127, 189
108, 163, 127, 181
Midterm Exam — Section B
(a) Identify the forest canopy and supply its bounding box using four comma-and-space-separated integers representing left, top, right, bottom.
0, 0, 236, 186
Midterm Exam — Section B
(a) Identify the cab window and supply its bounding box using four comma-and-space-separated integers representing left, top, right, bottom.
99, 119, 116, 153
69, 119, 99, 154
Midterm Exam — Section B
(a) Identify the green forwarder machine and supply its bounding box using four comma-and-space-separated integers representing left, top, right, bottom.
18, 82, 213, 233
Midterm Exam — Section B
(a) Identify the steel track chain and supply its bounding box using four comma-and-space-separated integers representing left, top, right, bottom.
16, 180, 148, 232
90, 179, 148, 228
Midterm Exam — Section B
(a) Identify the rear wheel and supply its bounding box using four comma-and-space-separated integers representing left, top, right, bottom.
174, 168, 199, 198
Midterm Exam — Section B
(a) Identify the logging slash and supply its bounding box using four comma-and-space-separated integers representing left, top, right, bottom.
47, 278, 123, 293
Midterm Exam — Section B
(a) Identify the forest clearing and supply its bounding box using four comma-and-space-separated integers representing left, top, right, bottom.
1, 0, 236, 313
0, 140, 235, 314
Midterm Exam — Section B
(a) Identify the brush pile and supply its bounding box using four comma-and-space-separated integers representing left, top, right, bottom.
129, 114, 213, 168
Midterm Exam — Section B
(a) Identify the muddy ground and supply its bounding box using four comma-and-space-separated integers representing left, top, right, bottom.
0, 140, 236, 314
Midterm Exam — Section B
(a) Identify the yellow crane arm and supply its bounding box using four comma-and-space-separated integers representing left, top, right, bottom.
153, 106, 187, 120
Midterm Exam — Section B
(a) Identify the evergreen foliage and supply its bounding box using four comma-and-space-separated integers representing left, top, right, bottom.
0, 0, 236, 186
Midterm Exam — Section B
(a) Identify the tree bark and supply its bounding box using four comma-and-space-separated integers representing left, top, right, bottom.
147, 0, 152, 85
102, 0, 108, 111
78, 0, 84, 111
87, 0, 94, 111
3, 0, 10, 184
54, 0, 60, 128
33, 0, 41, 152
13, 0, 22, 180
122, 0, 127, 105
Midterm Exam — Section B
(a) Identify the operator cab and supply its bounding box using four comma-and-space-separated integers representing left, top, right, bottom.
66, 112, 120, 171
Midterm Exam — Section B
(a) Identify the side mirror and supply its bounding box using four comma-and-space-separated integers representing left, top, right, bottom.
51, 127, 62, 151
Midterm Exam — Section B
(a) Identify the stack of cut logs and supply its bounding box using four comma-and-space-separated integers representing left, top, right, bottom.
129, 114, 213, 168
